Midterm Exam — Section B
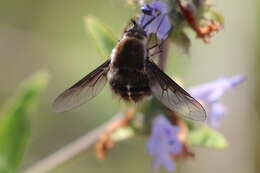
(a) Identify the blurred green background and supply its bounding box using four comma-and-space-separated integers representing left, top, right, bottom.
0, 0, 259, 173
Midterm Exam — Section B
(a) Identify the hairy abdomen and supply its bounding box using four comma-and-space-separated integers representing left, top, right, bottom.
108, 68, 151, 102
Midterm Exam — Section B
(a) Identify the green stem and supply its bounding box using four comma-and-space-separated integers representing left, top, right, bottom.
23, 114, 124, 173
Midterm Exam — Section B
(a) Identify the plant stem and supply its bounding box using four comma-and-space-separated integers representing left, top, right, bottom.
23, 114, 123, 173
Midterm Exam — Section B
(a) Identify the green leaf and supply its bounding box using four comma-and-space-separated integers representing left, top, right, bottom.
205, 9, 225, 26
169, 30, 191, 55
85, 16, 117, 58
0, 71, 50, 173
188, 127, 228, 149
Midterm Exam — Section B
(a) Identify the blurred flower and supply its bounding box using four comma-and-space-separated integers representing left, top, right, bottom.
170, 114, 195, 159
138, 0, 172, 40
147, 115, 182, 172
189, 75, 246, 128
175, 0, 223, 43
207, 102, 226, 128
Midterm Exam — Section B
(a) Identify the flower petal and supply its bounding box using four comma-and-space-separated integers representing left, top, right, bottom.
189, 74, 246, 104
208, 103, 227, 128
147, 115, 182, 172
189, 74, 245, 128
139, 0, 172, 40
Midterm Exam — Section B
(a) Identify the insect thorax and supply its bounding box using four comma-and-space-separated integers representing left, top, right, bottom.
111, 37, 147, 70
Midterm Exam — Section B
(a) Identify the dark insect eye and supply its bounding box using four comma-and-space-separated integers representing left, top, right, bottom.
130, 29, 136, 34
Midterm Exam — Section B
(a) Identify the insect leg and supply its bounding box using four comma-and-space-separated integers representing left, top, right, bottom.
142, 12, 161, 29
155, 13, 167, 34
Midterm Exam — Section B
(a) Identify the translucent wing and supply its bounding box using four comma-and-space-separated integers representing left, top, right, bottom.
146, 60, 207, 121
53, 60, 110, 112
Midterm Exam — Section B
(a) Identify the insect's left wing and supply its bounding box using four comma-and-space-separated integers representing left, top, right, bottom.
53, 60, 110, 112
146, 60, 207, 121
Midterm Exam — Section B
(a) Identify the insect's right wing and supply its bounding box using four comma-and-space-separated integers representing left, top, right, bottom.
146, 60, 207, 121
53, 60, 110, 112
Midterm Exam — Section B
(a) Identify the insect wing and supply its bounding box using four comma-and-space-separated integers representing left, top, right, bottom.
53, 60, 110, 112
146, 60, 206, 121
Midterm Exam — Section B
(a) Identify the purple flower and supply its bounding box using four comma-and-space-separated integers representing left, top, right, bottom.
138, 0, 172, 40
189, 75, 246, 128
147, 115, 182, 172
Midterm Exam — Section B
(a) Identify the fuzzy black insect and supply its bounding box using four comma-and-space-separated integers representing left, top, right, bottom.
53, 21, 206, 121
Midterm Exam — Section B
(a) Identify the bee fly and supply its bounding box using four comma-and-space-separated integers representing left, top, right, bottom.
53, 20, 206, 121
